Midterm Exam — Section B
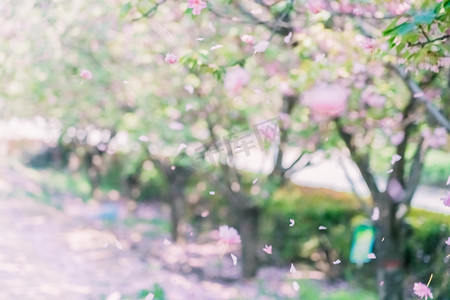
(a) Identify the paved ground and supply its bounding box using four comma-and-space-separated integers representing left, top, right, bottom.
0, 165, 316, 300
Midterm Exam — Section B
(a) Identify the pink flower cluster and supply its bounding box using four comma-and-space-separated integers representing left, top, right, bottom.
240, 34, 255, 44
361, 87, 386, 108
306, 0, 326, 14
302, 84, 350, 117
80, 69, 93, 80
413, 282, 433, 299
224, 66, 251, 96
218, 225, 241, 245
187, 0, 207, 15
165, 53, 178, 64
441, 191, 450, 207
422, 127, 447, 148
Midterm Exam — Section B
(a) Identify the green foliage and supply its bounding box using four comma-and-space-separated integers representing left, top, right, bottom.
120, 2, 132, 18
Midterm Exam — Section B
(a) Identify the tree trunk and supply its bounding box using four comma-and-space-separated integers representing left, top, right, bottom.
239, 206, 260, 278
168, 186, 186, 243
375, 192, 406, 300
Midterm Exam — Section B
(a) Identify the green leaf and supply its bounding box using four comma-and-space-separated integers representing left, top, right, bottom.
120, 2, 132, 18
414, 11, 436, 25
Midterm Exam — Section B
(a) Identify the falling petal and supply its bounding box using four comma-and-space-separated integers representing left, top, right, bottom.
231, 253, 237, 266
115, 240, 123, 250
289, 219, 295, 227
391, 154, 402, 165
292, 281, 300, 291
184, 84, 194, 94
445, 237, 450, 245
196, 37, 204, 41
290, 263, 296, 273
253, 178, 258, 184
209, 191, 215, 195
333, 259, 341, 265
201, 210, 209, 217
386, 169, 393, 174
145, 293, 155, 300
177, 143, 187, 154
371, 207, 380, 221
263, 245, 272, 255
368, 253, 376, 259
318, 226, 327, 230
163, 239, 172, 246
254, 40, 270, 53
284, 32, 293, 43
447, 175, 450, 185
251, 8, 263, 14
185, 103, 194, 111
138, 136, 149, 142
210, 44, 223, 51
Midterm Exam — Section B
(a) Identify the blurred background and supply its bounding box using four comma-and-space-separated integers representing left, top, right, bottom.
0, 0, 449, 299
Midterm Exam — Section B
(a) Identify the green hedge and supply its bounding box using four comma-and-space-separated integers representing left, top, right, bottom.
262, 184, 450, 296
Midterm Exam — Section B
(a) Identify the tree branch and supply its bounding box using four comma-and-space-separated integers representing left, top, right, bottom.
338, 154, 371, 215
402, 138, 427, 205
388, 64, 450, 132
335, 118, 380, 199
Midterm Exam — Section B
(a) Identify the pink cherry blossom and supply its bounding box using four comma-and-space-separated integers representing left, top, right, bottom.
240, 34, 255, 44
218, 225, 241, 245
263, 245, 272, 254
413, 282, 433, 299
224, 66, 250, 96
359, 36, 377, 52
307, 0, 326, 14
80, 69, 93, 80
387, 2, 411, 15
362, 87, 386, 108
164, 53, 178, 64
422, 127, 447, 148
441, 191, 450, 207
302, 84, 350, 117
187, 0, 207, 16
